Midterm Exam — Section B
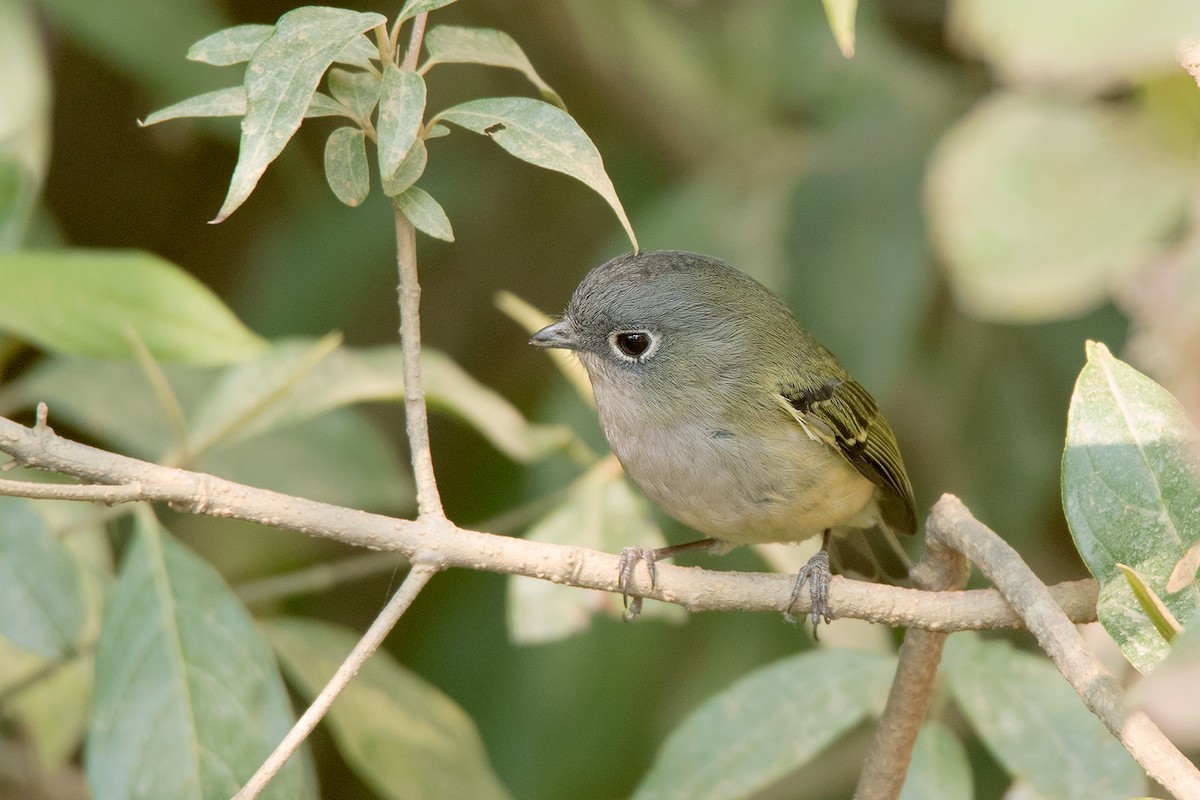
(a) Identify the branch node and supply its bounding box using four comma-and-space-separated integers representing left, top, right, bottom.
34, 402, 51, 434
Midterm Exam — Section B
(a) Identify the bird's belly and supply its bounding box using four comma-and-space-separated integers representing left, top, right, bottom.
606, 415, 879, 545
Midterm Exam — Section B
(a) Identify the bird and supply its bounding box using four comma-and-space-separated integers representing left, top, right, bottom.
530, 250, 916, 630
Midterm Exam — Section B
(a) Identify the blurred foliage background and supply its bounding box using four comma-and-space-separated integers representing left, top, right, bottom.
3, 0, 1200, 798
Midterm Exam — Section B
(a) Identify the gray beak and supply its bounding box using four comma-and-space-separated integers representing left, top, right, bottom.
529, 319, 577, 350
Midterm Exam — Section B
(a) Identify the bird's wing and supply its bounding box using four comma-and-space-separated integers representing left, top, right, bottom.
776, 377, 917, 535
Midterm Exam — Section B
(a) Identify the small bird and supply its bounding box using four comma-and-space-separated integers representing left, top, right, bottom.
530, 250, 916, 630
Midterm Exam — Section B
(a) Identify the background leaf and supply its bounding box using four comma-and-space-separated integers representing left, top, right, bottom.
0, 496, 86, 658
0, 0, 51, 252
85, 514, 315, 800
434, 97, 637, 250
1063, 341, 1200, 672
899, 723, 972, 800
631, 649, 896, 800
0, 250, 266, 365
265, 616, 511, 800
213, 7, 386, 222
944, 633, 1145, 799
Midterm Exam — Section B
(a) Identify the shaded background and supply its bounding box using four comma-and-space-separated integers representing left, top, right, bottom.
5, 0, 1200, 797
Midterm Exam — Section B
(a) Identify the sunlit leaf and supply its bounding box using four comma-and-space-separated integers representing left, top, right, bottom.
328, 67, 380, 120
422, 25, 564, 108
944, 634, 1145, 798
85, 515, 315, 800
631, 649, 896, 799
434, 97, 637, 250
393, 185, 454, 241
265, 617, 511, 800
821, 0, 857, 58
927, 92, 1191, 322
0, 250, 265, 365
0, 496, 85, 658
382, 138, 427, 197
0, 0, 50, 251
1117, 563, 1181, 642
324, 126, 370, 207
397, 0, 459, 25
377, 65, 426, 183
213, 7, 386, 222
1063, 341, 1200, 672
186, 23, 273, 66
899, 723, 972, 800
508, 462, 679, 644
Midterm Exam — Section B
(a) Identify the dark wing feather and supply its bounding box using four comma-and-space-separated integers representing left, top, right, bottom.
781, 377, 917, 535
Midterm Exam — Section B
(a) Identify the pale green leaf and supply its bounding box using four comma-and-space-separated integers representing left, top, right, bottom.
186, 24, 273, 66
265, 617, 511, 800
6, 651, 93, 773
393, 185, 454, 241
435, 97, 637, 250
303, 91, 346, 118
422, 25, 564, 108
397, 0, 459, 24
382, 138, 428, 197
335, 34, 379, 70
927, 92, 1192, 322
0, 250, 266, 365
140, 87, 347, 126
0, 0, 50, 251
950, 0, 1200, 92
944, 633, 1145, 798
821, 0, 857, 58
1063, 341, 1200, 672
508, 464, 679, 644
213, 7, 387, 222
899, 723, 972, 800
0, 496, 85, 658
495, 290, 594, 406
377, 65, 426, 181
328, 67, 380, 120
324, 126, 370, 207
85, 515, 315, 800
632, 649, 896, 800
1117, 563, 1181, 642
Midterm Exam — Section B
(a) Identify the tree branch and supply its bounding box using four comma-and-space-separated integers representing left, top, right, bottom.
0, 413, 1096, 632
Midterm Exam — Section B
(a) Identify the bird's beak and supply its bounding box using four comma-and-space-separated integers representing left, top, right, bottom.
529, 319, 577, 350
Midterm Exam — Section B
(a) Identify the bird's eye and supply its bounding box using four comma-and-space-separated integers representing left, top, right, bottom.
610, 331, 657, 361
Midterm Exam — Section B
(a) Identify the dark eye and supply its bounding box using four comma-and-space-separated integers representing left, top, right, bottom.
610, 331, 656, 360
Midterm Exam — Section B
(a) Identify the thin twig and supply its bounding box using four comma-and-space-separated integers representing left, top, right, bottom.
928, 494, 1200, 800
0, 478, 145, 504
233, 564, 438, 800
394, 207, 443, 518
854, 537, 970, 800
401, 12, 427, 71
236, 552, 405, 604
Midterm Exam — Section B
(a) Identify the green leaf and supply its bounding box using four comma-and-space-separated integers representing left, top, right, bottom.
950, 0, 1200, 92
944, 633, 1145, 798
422, 25, 564, 108
397, 0, 459, 24
821, 0, 857, 58
508, 465, 680, 644
1063, 341, 1200, 672
376, 65, 426, 182
140, 86, 247, 125
324, 126, 370, 207
927, 92, 1192, 322
303, 91, 345, 118
5, 650, 93, 773
1117, 563, 1181, 642
0, 496, 85, 658
434, 97, 637, 250
328, 67, 380, 121
265, 616, 511, 800
382, 138, 428, 197
631, 650, 896, 800
85, 515, 316, 800
213, 7, 387, 222
393, 185, 454, 241
0, 250, 266, 365
0, 0, 51, 252
334, 35, 379, 70
186, 23, 273, 66
899, 723, 972, 800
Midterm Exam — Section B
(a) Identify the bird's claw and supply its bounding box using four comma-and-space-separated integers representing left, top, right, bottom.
618, 545, 658, 621
788, 549, 832, 637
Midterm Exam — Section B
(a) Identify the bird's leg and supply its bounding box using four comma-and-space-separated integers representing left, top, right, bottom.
788, 529, 834, 636
618, 537, 723, 620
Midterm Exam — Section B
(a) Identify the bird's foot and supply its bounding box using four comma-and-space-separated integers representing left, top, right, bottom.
787, 548, 833, 637
618, 545, 659, 621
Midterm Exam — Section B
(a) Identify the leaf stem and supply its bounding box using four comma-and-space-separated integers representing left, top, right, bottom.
401, 12, 428, 71
233, 564, 438, 800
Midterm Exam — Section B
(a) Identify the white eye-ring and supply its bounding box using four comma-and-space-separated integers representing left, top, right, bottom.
609, 330, 659, 362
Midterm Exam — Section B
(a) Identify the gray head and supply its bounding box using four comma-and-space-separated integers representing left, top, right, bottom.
530, 251, 804, 412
